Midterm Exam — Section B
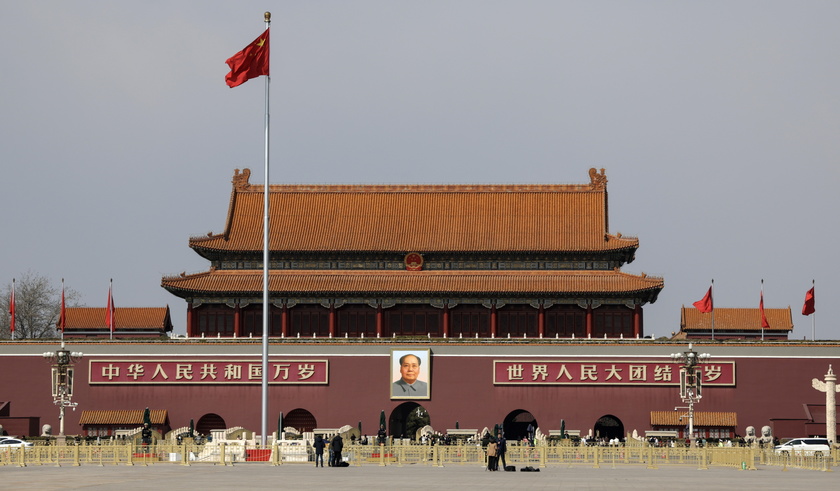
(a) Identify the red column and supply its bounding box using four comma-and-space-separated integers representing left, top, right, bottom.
186, 302, 194, 337
281, 303, 289, 337
442, 304, 450, 338
376, 305, 383, 337
633, 304, 642, 338
585, 305, 593, 338
538, 304, 545, 338
490, 304, 497, 338
234, 302, 242, 338
328, 302, 336, 338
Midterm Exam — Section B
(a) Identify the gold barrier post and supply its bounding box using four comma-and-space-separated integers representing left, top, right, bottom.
748, 448, 757, 471
379, 443, 385, 466
220, 442, 227, 466
273, 442, 281, 466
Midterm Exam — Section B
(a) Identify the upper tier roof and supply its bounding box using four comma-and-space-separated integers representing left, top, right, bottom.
189, 167, 639, 255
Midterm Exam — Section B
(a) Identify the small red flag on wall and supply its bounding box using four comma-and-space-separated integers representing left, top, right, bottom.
802, 287, 815, 316
692, 287, 713, 313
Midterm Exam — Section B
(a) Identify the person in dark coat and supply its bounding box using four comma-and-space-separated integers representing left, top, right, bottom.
313, 435, 326, 467
331, 434, 344, 466
497, 435, 507, 470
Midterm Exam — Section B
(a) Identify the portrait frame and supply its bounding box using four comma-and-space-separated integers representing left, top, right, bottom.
390, 348, 431, 400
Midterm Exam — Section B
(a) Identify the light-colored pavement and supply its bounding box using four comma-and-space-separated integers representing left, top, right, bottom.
1, 463, 835, 491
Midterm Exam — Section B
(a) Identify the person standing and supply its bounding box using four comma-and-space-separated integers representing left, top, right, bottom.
313, 435, 325, 467
377, 425, 387, 445
486, 438, 498, 471
497, 434, 507, 470
331, 434, 344, 466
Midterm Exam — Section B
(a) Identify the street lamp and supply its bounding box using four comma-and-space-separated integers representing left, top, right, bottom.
43, 342, 83, 437
670, 343, 710, 447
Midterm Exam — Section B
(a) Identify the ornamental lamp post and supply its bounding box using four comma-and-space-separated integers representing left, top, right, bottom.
670, 343, 710, 447
43, 342, 83, 438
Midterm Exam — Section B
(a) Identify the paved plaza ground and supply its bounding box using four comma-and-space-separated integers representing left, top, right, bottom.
1, 463, 835, 490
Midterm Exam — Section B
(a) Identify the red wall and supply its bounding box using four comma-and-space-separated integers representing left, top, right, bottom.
1, 343, 837, 440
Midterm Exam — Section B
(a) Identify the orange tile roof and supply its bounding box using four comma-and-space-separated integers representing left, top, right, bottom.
190, 168, 639, 254
680, 307, 793, 332
650, 411, 737, 427
162, 269, 663, 296
79, 409, 167, 425
62, 307, 172, 331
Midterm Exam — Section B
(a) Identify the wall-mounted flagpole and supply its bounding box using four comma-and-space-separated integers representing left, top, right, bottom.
760, 279, 765, 341
260, 11, 272, 447
710, 279, 715, 341
9, 278, 15, 341
810, 279, 815, 341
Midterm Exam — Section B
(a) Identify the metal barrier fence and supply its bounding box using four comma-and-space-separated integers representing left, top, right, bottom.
1, 442, 836, 472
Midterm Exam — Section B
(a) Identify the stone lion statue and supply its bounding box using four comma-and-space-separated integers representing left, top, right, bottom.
744, 426, 756, 445
758, 426, 773, 445
41, 424, 52, 437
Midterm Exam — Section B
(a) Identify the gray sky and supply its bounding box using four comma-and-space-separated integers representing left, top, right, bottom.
2, 1, 837, 339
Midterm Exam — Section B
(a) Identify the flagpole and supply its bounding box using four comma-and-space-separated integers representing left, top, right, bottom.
61, 278, 65, 342
760, 279, 764, 341
260, 11, 272, 447
710, 279, 715, 341
811, 279, 815, 341
10, 278, 14, 341
109, 278, 113, 341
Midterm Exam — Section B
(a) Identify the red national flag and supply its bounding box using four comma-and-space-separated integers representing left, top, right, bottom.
8, 281, 15, 334
59, 285, 66, 332
105, 285, 116, 332
692, 287, 713, 313
802, 287, 815, 316
759, 290, 770, 328
225, 28, 270, 88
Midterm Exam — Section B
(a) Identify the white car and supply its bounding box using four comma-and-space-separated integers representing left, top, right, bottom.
774, 438, 831, 457
0, 438, 33, 448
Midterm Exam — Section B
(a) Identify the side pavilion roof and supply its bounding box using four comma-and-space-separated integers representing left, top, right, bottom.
680, 307, 793, 332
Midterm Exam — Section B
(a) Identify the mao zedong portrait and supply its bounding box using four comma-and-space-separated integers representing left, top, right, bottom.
392, 353, 428, 397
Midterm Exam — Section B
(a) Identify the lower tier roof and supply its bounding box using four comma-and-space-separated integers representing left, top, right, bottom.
161, 268, 663, 301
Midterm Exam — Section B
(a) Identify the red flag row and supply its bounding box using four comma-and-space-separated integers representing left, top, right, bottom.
692, 284, 816, 321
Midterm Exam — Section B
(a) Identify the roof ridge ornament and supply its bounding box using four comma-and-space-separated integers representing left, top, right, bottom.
233, 168, 251, 191
589, 168, 607, 189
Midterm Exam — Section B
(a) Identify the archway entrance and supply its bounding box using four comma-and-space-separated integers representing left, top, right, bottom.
389, 403, 430, 440
285, 408, 317, 433
196, 413, 226, 436
594, 414, 624, 441
503, 410, 538, 442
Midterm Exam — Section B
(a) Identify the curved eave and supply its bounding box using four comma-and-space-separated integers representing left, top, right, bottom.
187, 239, 640, 258
162, 269, 663, 302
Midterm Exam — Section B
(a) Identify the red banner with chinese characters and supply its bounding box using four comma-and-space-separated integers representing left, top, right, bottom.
494, 360, 735, 386
89, 359, 328, 385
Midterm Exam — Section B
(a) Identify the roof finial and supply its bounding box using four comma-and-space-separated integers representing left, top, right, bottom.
232, 168, 251, 190
589, 168, 607, 189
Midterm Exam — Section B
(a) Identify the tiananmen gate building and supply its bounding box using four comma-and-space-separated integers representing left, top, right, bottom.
1, 169, 837, 443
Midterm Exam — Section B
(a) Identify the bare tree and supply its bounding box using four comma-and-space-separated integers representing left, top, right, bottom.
1, 271, 82, 339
